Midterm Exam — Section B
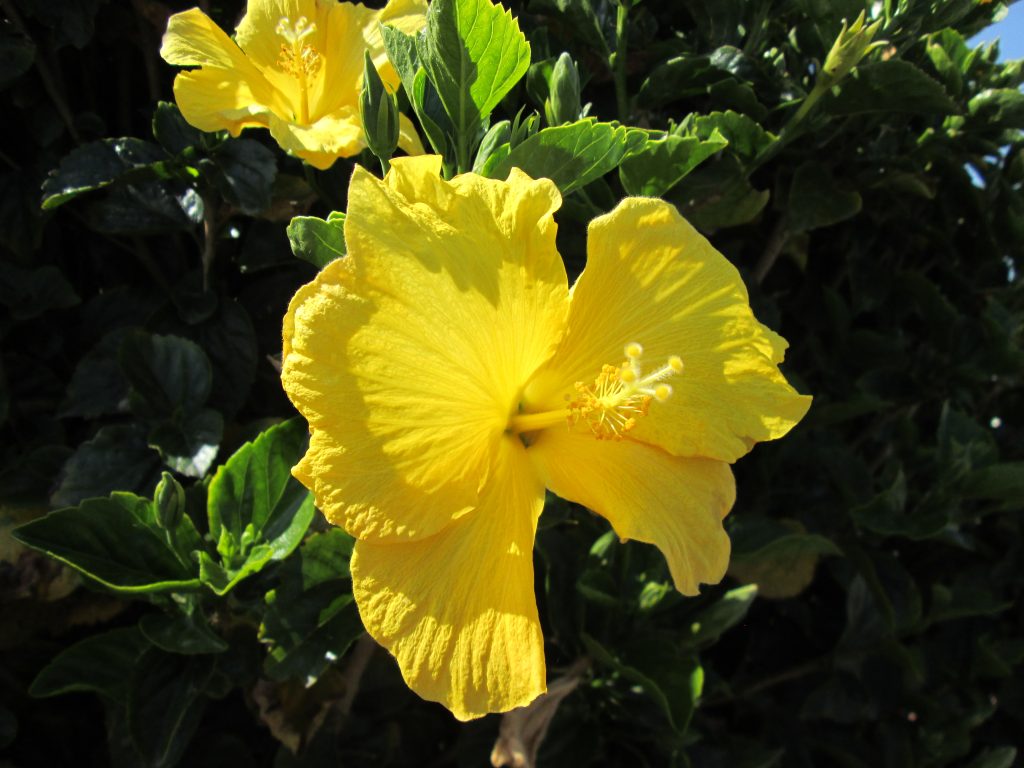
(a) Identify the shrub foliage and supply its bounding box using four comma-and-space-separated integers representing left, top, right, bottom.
1, 0, 1022, 766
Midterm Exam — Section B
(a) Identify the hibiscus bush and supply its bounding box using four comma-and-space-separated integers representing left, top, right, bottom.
2, 0, 1023, 765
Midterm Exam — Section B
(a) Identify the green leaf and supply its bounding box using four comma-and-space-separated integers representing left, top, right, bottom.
148, 408, 223, 479
127, 649, 213, 768
85, 180, 201, 234
787, 162, 862, 232
59, 329, 131, 418
0, 263, 79, 321
120, 331, 212, 421
0, 30, 35, 90
691, 110, 776, 161
959, 462, 1024, 504
619, 131, 728, 197
669, 154, 769, 231
152, 101, 202, 156
208, 138, 277, 215
417, 0, 531, 154
139, 609, 228, 655
851, 470, 949, 540
686, 584, 758, 649
583, 631, 703, 733
261, 529, 362, 682
528, 0, 608, 55
202, 419, 315, 595
965, 747, 1018, 768
729, 522, 841, 599
483, 119, 645, 195
826, 61, 956, 116
286, 214, 346, 269
30, 627, 151, 701
968, 88, 1024, 131
50, 424, 162, 508
41, 138, 167, 209
13, 493, 201, 593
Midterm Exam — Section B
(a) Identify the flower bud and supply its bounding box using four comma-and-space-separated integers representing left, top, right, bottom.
154, 471, 185, 529
822, 11, 884, 86
545, 52, 581, 126
360, 50, 400, 164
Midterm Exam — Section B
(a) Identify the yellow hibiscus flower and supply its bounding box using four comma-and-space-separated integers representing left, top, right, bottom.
159, 0, 426, 170
281, 156, 812, 720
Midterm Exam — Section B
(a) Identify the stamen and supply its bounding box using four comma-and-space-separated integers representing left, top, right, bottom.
567, 342, 684, 440
275, 16, 321, 123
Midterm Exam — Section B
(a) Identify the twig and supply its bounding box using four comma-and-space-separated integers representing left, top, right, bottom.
753, 216, 789, 284
338, 633, 378, 716
491, 658, 591, 768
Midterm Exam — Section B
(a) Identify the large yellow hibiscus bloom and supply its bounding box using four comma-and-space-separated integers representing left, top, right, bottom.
159, 0, 426, 169
281, 156, 811, 720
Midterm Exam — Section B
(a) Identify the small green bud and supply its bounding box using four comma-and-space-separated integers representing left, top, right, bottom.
822, 11, 885, 86
154, 471, 185, 529
359, 50, 399, 166
545, 52, 581, 126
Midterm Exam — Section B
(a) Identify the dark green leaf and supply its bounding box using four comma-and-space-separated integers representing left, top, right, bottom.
968, 88, 1024, 130
686, 584, 758, 648
0, 263, 79, 320
483, 118, 645, 194
59, 329, 130, 418
583, 632, 703, 733
0, 30, 35, 89
30, 627, 151, 701
121, 331, 213, 421
148, 408, 223, 478
14, 493, 200, 592
50, 424, 162, 508
127, 649, 213, 768
152, 101, 203, 156
85, 181, 200, 234
826, 61, 956, 116
41, 138, 167, 209
209, 138, 277, 215
261, 529, 361, 682
287, 215, 346, 269
139, 609, 228, 655
787, 162, 863, 232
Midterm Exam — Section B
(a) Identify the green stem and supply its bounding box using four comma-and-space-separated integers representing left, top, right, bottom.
379, 155, 392, 176
612, 3, 630, 122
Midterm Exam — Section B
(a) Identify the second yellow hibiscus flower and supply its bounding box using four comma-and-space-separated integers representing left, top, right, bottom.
160, 0, 426, 169
281, 156, 811, 720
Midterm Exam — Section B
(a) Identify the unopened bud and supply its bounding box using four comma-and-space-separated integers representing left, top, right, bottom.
822, 11, 885, 86
545, 52, 581, 126
360, 50, 399, 164
155, 471, 185, 529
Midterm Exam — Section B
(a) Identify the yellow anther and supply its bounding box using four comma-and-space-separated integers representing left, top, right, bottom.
275, 16, 320, 123
565, 343, 685, 440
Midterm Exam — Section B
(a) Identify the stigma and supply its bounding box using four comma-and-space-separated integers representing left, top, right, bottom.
568, 342, 684, 440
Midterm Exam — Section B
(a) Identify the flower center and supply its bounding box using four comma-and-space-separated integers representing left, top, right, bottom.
275, 16, 321, 123
509, 342, 683, 440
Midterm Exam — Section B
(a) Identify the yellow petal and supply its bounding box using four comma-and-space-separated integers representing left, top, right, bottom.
266, 107, 365, 168
160, 8, 250, 69
529, 428, 734, 596
352, 437, 546, 720
171, 69, 272, 136
529, 197, 811, 463
282, 158, 568, 541
161, 8, 289, 129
